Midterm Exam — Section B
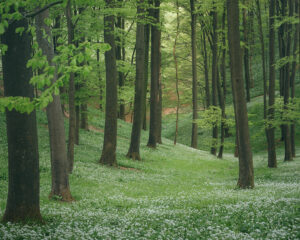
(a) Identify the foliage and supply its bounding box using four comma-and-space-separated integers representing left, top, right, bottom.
0, 111, 300, 239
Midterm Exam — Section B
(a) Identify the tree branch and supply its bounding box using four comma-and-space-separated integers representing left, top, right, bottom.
25, 0, 63, 18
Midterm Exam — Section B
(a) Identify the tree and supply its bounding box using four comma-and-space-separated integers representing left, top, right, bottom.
66, 0, 76, 173
147, 0, 161, 148
127, 0, 145, 160
190, 0, 198, 149
100, 0, 118, 166
1, 9, 42, 222
211, 3, 218, 155
267, 0, 277, 168
227, 0, 254, 188
242, 1, 251, 102
35, 8, 73, 201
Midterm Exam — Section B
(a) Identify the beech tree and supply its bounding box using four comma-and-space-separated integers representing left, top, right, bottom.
190, 0, 198, 149
1, 8, 42, 222
35, 8, 73, 201
227, 0, 254, 188
127, 0, 145, 160
100, 0, 118, 166
147, 0, 161, 148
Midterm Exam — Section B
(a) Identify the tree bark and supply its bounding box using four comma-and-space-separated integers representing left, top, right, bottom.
35, 9, 73, 201
227, 0, 254, 188
100, 0, 118, 166
66, 0, 76, 173
211, 4, 218, 155
202, 32, 211, 109
1, 11, 42, 222
283, 0, 293, 161
127, 0, 145, 160
242, 4, 251, 102
190, 0, 198, 149
173, 0, 180, 145
147, 0, 161, 148
290, 0, 299, 158
142, 21, 150, 131
267, 0, 277, 168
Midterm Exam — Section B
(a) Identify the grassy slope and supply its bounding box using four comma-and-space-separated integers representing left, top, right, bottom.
0, 109, 299, 239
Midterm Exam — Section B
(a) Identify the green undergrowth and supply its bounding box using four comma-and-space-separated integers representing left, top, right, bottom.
0, 110, 300, 239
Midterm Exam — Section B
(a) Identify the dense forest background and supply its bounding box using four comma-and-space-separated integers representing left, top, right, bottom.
0, 0, 299, 239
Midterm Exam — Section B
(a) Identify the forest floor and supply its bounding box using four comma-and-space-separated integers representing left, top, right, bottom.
0, 109, 299, 239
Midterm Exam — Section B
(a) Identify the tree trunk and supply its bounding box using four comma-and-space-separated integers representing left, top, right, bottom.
66, 0, 76, 173
268, 0, 277, 168
100, 0, 118, 166
218, 7, 227, 159
1, 11, 42, 222
143, 21, 150, 131
211, 4, 218, 155
147, 0, 161, 148
80, 103, 89, 130
242, 4, 251, 102
127, 0, 145, 160
283, 0, 293, 161
35, 9, 73, 201
202, 32, 211, 109
173, 0, 180, 145
227, 0, 254, 188
190, 0, 198, 149
116, 7, 126, 121
290, 0, 299, 158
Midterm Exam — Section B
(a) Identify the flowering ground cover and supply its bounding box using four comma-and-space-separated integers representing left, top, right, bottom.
0, 111, 299, 239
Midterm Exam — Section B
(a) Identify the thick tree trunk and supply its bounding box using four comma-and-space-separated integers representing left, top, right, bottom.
66, 0, 76, 173
2, 12, 42, 222
211, 5, 218, 155
35, 9, 73, 201
147, 0, 161, 148
227, 0, 254, 188
127, 0, 145, 160
268, 0, 277, 168
190, 0, 198, 149
100, 0, 118, 166
157, 66, 162, 144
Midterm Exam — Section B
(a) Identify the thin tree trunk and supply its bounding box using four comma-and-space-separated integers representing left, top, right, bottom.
242, 3, 251, 102
211, 4, 218, 155
80, 103, 89, 130
283, 0, 293, 161
227, 0, 254, 188
256, 0, 273, 166
290, 0, 299, 158
147, 0, 161, 148
127, 0, 145, 160
1, 11, 42, 222
66, 0, 76, 173
218, 7, 227, 159
268, 0, 277, 168
202, 32, 211, 109
142, 21, 150, 131
35, 9, 73, 201
100, 0, 118, 166
173, 0, 180, 145
190, 0, 198, 149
